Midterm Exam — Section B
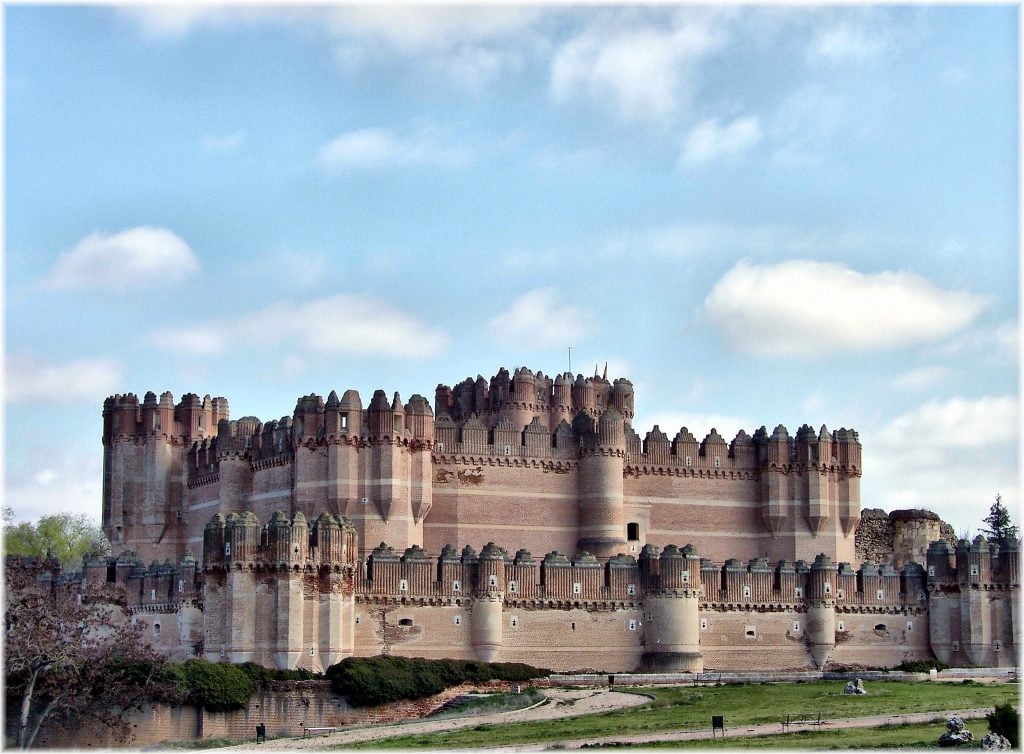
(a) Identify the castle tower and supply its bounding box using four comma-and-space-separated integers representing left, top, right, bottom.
223, 512, 259, 664
641, 544, 703, 672
471, 542, 505, 662
577, 407, 627, 558
806, 553, 837, 669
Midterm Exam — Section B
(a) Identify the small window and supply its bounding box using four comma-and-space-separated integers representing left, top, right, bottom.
294, 545, 300, 555
742, 585, 750, 598
627, 584, 636, 595
627, 523, 640, 541
150, 589, 156, 600
178, 579, 184, 593
505, 445, 512, 455
154, 623, 161, 636
874, 623, 887, 631
452, 580, 461, 592
837, 621, 845, 631
225, 542, 231, 556
714, 456, 721, 468
573, 582, 581, 595
823, 582, 832, 594
310, 647, 315, 656
682, 572, 690, 584
700, 618, 708, 630
685, 455, 692, 466
509, 580, 518, 593
970, 564, 979, 576
437, 442, 444, 452
952, 641, 960, 651
76, 594, 82, 605
794, 587, 803, 598
906, 620, 913, 631
454, 616, 461, 626
876, 589, 884, 600
628, 619, 637, 631
995, 640, 1002, 650
399, 579, 408, 592
745, 626, 756, 639
341, 415, 348, 429
398, 618, 413, 627
510, 616, 518, 627
571, 622, 576, 630
928, 565, 935, 576
793, 621, 800, 632
488, 574, 498, 588
355, 615, 361, 625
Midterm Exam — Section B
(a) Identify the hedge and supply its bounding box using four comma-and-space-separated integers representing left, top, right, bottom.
325, 656, 549, 707
170, 659, 256, 712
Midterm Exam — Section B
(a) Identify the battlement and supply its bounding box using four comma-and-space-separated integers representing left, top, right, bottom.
926, 535, 1020, 586
102, 391, 229, 442
202, 511, 358, 571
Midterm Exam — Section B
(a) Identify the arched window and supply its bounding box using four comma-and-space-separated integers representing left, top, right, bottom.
627, 522, 640, 541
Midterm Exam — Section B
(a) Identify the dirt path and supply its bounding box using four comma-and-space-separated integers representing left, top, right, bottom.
219, 689, 649, 751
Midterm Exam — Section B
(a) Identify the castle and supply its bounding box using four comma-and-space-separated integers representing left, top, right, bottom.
86, 366, 1017, 673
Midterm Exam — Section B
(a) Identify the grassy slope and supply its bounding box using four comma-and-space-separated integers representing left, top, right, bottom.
348, 681, 1018, 750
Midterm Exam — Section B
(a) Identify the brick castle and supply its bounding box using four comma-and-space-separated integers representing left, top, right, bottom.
83, 365, 1017, 672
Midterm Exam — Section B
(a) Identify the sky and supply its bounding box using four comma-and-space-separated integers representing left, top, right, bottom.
4, 4, 1019, 538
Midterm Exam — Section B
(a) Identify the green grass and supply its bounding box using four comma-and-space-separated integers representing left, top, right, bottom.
346, 681, 1018, 750
428, 689, 546, 720
580, 718, 991, 749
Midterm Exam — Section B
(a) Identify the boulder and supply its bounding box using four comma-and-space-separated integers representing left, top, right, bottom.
843, 678, 867, 695
938, 717, 974, 747
981, 733, 1012, 750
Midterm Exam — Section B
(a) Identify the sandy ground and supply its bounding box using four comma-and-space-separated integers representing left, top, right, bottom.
216, 689, 649, 751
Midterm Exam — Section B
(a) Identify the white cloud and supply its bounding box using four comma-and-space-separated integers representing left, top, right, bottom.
487, 288, 594, 349
6, 450, 103, 523
6, 356, 122, 403
201, 130, 245, 152
153, 293, 449, 359
703, 260, 986, 356
119, 6, 228, 37
316, 127, 470, 170
930, 320, 1018, 360
862, 396, 1018, 532
681, 115, 761, 164
807, 20, 889, 63
43, 227, 200, 291
891, 366, 951, 391
550, 13, 725, 123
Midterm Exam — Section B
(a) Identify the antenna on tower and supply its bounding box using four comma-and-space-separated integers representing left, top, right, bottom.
568, 347, 572, 374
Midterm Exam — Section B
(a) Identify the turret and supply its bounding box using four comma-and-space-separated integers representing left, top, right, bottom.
610, 378, 634, 422
405, 394, 434, 441
367, 390, 393, 437
641, 544, 703, 672
577, 407, 627, 558
471, 543, 505, 662
571, 374, 594, 412
806, 553, 837, 669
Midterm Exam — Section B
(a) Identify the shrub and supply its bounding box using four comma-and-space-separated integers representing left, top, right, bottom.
895, 659, 949, 673
325, 656, 549, 707
171, 659, 255, 712
987, 703, 1019, 747
236, 662, 321, 687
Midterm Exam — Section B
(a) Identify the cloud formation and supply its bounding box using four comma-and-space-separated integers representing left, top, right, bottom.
863, 396, 1018, 529
682, 115, 761, 164
316, 127, 470, 170
43, 226, 200, 291
487, 288, 594, 349
550, 12, 725, 123
201, 130, 245, 152
153, 293, 449, 359
703, 260, 986, 356
808, 20, 889, 63
6, 356, 122, 403
5, 450, 103, 522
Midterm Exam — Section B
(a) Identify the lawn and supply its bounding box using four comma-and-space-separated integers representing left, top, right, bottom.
347, 681, 1018, 749
595, 718, 991, 749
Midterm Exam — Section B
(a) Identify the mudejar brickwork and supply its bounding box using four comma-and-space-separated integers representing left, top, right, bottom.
86, 365, 1018, 673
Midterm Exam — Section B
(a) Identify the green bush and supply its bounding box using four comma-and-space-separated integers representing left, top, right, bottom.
171, 659, 255, 712
325, 656, 549, 707
895, 659, 949, 673
236, 661, 321, 687
987, 703, 1019, 747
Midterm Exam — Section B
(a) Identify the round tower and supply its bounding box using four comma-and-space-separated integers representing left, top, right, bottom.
577, 407, 627, 558
641, 544, 703, 671
806, 553, 837, 669
471, 542, 505, 662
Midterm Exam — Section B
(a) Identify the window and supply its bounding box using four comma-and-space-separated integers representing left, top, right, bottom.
355, 615, 361, 625
488, 574, 498, 588
682, 572, 690, 584
510, 616, 518, 627
793, 621, 800, 632
928, 565, 935, 576
294, 545, 300, 555
745, 626, 756, 639
150, 589, 156, 600
508, 580, 518, 593
178, 579, 184, 593
995, 640, 1002, 650
398, 618, 413, 627
627, 523, 640, 541
76, 594, 82, 606
436, 442, 444, 452
154, 623, 161, 636
454, 616, 461, 626
970, 564, 980, 576
823, 582, 832, 594
628, 619, 637, 631
837, 621, 845, 631
225, 542, 231, 556
341, 415, 347, 429
906, 621, 913, 631
573, 582, 582, 595
742, 585, 750, 598
952, 641, 960, 651
505, 445, 512, 455
452, 580, 461, 592
700, 618, 708, 630
714, 456, 721, 468
310, 647, 315, 656
571, 622, 576, 630
626, 584, 636, 596
876, 589, 884, 600
685, 455, 692, 467
399, 579, 408, 592
874, 623, 887, 631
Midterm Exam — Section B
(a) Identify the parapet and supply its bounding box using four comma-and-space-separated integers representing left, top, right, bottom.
202, 511, 357, 571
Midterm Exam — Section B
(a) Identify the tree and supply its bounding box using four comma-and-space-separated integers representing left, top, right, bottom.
982, 494, 1019, 544
4, 512, 108, 567
4, 560, 178, 748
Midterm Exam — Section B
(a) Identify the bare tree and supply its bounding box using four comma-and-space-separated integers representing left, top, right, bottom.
4, 559, 179, 748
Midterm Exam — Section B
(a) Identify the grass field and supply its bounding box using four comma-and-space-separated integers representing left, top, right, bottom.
347, 681, 1018, 749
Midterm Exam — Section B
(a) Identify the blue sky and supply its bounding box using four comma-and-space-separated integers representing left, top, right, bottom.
4, 4, 1019, 537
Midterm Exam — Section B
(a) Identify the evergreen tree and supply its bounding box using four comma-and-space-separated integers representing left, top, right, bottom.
982, 494, 1019, 543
